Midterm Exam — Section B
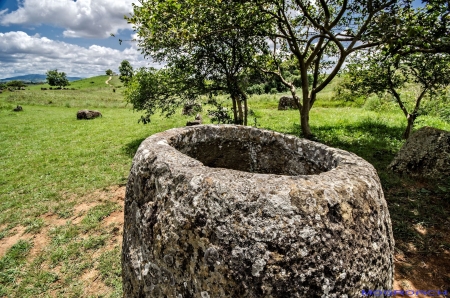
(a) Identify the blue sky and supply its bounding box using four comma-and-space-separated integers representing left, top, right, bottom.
0, 0, 426, 79
0, 0, 157, 78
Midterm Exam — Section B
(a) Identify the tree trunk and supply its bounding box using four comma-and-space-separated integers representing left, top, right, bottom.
231, 96, 238, 124
300, 61, 312, 138
300, 108, 312, 138
243, 95, 248, 126
236, 85, 248, 126
236, 95, 244, 125
403, 113, 416, 139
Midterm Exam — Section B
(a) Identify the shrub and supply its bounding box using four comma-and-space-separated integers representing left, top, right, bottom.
247, 84, 265, 95
363, 95, 382, 111
207, 99, 233, 124
6, 80, 26, 88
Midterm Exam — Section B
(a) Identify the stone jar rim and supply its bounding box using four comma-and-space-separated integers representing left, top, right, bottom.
133, 124, 382, 206
135, 124, 374, 179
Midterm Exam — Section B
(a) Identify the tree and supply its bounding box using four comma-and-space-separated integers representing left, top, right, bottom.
243, 0, 418, 138
6, 80, 26, 88
126, 0, 268, 125
106, 69, 113, 76
345, 50, 450, 139
376, 3, 450, 56
127, 0, 449, 137
46, 69, 69, 88
125, 66, 204, 124
119, 60, 133, 85
127, 0, 414, 137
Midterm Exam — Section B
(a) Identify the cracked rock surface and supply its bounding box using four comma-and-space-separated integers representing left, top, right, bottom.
389, 126, 450, 180
122, 125, 394, 297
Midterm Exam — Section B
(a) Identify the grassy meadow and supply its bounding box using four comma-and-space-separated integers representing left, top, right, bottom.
0, 76, 449, 296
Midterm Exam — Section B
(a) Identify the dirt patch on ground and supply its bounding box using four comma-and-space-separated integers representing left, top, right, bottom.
27, 231, 51, 261
0, 186, 126, 259
41, 212, 70, 226
81, 268, 109, 296
72, 202, 100, 224
0, 226, 29, 257
392, 226, 450, 297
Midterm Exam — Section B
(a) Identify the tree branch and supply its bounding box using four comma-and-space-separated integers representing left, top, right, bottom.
330, 0, 348, 28
319, 0, 331, 25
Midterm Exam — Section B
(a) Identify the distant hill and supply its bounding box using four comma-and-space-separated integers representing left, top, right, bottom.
0, 74, 84, 83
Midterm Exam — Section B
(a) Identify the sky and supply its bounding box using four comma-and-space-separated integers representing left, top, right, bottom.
0, 0, 159, 79
0, 0, 426, 80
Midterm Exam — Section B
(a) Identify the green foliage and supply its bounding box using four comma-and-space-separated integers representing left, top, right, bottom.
378, 4, 450, 55
119, 60, 133, 85
125, 66, 202, 124
246, 84, 265, 95
345, 49, 450, 138
45, 69, 70, 88
106, 69, 113, 76
127, 0, 269, 125
207, 98, 233, 124
6, 80, 26, 88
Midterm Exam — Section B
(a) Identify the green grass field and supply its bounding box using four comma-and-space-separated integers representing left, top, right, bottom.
0, 77, 449, 296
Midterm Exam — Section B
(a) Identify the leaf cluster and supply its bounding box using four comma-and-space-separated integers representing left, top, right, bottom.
373, 3, 450, 55
124, 66, 204, 124
5, 81, 27, 88
46, 69, 69, 88
119, 60, 133, 85
345, 50, 450, 97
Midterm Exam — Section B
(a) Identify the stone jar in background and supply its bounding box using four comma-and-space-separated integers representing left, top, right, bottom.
122, 125, 394, 297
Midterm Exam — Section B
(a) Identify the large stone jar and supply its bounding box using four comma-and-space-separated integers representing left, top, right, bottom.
122, 125, 394, 297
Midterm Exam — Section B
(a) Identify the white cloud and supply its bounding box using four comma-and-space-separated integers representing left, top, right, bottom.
0, 31, 160, 78
0, 0, 135, 38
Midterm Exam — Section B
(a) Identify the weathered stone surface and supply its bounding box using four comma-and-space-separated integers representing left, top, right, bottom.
76, 109, 102, 120
389, 126, 450, 179
13, 105, 23, 112
278, 96, 299, 110
123, 125, 394, 297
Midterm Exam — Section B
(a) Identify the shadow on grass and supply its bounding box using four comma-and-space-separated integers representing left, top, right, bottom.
122, 138, 146, 158
286, 117, 405, 169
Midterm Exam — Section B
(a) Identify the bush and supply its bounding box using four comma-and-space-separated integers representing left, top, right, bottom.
207, 99, 233, 124
363, 95, 382, 111
247, 84, 265, 95
6, 80, 26, 88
